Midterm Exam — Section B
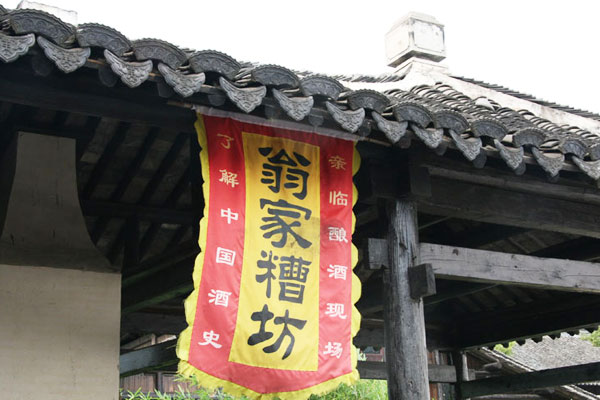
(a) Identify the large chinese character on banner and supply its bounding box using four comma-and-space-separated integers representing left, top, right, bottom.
177, 111, 361, 399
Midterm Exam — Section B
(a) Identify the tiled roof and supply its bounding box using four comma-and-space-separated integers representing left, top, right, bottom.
472, 348, 599, 400
510, 333, 600, 371
1, 6, 600, 182
454, 76, 600, 122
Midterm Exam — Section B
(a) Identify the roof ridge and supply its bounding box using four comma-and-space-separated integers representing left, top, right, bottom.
453, 75, 600, 122
2, 6, 600, 183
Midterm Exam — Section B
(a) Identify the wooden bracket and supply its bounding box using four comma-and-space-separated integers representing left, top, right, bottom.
408, 263, 437, 299
354, 160, 406, 204
408, 164, 432, 198
365, 238, 388, 270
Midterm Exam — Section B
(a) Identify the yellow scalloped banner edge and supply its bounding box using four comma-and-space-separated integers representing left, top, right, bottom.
177, 114, 363, 399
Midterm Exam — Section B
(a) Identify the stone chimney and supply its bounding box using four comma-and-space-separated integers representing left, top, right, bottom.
17, 1, 78, 25
385, 12, 447, 74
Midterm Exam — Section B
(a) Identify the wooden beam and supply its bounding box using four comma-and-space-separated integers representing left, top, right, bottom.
456, 294, 600, 348
425, 282, 497, 307
122, 240, 198, 288
420, 242, 600, 293
357, 361, 465, 383
119, 342, 462, 383
122, 312, 187, 337
418, 176, 600, 239
468, 396, 544, 400
422, 154, 600, 207
475, 393, 548, 400
460, 361, 600, 398
13, 113, 73, 137
355, 140, 395, 163
0, 64, 195, 131
120, 313, 391, 350
384, 199, 430, 399
121, 257, 195, 314
81, 199, 194, 224
357, 276, 496, 315
351, 320, 449, 350
120, 340, 178, 377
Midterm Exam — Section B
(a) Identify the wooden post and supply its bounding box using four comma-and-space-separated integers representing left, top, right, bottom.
384, 199, 430, 399
453, 351, 470, 399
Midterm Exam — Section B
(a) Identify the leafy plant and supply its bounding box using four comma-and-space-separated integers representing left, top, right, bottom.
582, 327, 600, 347
494, 341, 516, 355
121, 377, 388, 400
309, 380, 388, 400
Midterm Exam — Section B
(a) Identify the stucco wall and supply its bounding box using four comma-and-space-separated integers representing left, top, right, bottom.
0, 264, 121, 400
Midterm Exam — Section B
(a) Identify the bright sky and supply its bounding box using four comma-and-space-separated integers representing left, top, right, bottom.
7, 0, 600, 114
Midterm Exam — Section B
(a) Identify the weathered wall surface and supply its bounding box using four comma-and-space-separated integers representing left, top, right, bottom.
0, 265, 121, 400
0, 132, 120, 399
0, 132, 113, 272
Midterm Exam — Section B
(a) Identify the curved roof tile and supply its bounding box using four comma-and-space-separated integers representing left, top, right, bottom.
0, 3, 599, 182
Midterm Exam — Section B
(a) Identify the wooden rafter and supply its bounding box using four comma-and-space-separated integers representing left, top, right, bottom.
107, 133, 189, 263
76, 116, 102, 163
138, 133, 188, 205
82, 122, 130, 200
139, 168, 191, 259
90, 127, 159, 243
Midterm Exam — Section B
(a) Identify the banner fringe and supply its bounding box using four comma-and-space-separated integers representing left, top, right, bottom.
176, 114, 364, 399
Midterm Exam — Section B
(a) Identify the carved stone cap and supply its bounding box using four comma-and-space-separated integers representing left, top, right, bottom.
385, 12, 446, 68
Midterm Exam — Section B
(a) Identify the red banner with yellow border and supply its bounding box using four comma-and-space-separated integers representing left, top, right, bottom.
177, 112, 361, 399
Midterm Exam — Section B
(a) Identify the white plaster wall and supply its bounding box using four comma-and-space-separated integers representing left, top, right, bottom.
0, 265, 121, 400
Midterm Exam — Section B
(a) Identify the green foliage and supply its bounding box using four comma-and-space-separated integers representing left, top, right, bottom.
121, 377, 388, 400
308, 380, 388, 400
494, 341, 516, 355
582, 327, 600, 347
121, 386, 249, 400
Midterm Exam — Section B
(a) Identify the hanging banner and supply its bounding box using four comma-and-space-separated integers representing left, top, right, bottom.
177, 112, 361, 399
